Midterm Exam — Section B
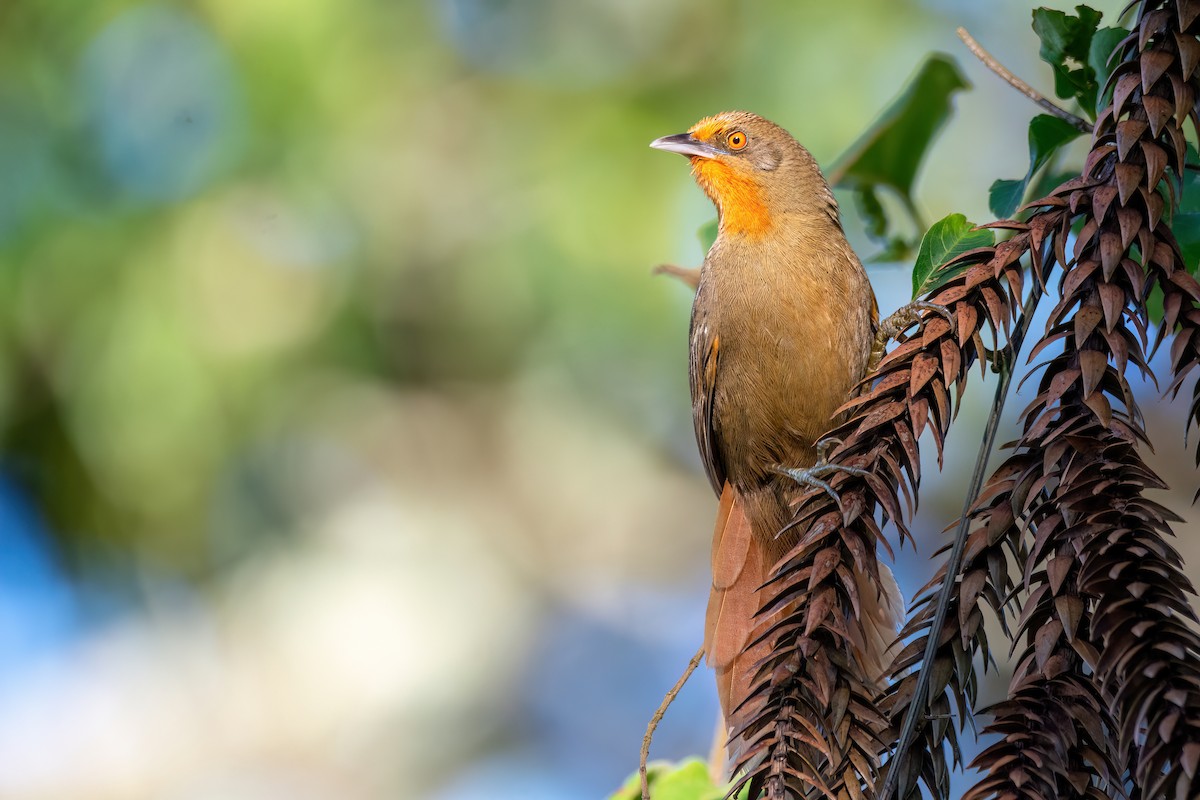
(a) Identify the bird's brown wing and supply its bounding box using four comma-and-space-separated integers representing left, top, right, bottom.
690, 316, 725, 495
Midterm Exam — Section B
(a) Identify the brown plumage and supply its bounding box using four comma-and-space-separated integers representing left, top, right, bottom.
651, 111, 902, 770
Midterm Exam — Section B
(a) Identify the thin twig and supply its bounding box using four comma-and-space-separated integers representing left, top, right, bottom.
877, 284, 1042, 800
640, 646, 705, 800
899, 192, 928, 237
653, 263, 701, 290
957, 27, 1091, 133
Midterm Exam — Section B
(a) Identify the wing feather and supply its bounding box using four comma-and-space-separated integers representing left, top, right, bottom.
690, 316, 725, 494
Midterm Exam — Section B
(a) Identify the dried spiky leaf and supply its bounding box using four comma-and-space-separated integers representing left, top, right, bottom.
960, 3, 1200, 796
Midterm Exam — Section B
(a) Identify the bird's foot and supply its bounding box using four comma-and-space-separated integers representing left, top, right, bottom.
869, 301, 954, 373
773, 438, 870, 507
876, 300, 954, 343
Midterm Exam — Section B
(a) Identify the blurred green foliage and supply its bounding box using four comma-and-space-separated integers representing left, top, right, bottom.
611, 760, 748, 800
832, 55, 971, 258
0, 2, 1160, 799
0, 0, 972, 578
988, 114, 1084, 218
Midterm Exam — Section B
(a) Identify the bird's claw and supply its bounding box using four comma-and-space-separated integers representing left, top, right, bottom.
869, 301, 954, 374
912, 300, 956, 325
774, 454, 870, 508
877, 301, 953, 342
813, 436, 844, 463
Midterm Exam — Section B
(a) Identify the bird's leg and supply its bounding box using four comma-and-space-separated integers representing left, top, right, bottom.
774, 437, 870, 508
868, 301, 954, 374
652, 263, 700, 290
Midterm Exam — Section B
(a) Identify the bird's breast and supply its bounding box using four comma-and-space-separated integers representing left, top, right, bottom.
695, 234, 873, 487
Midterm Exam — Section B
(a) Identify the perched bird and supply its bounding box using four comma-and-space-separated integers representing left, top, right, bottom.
650, 111, 903, 771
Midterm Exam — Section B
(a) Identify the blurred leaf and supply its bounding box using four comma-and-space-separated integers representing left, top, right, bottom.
698, 218, 718, 252
1176, 165, 1200, 273
988, 179, 1026, 221
856, 185, 888, 239
911, 213, 994, 298
831, 54, 971, 255
989, 115, 1085, 218
1147, 281, 1165, 324
832, 54, 970, 196
1032, 5, 1105, 113
1028, 168, 1082, 205
871, 236, 914, 263
652, 761, 725, 800
854, 186, 912, 260
1174, 211, 1200, 273
1165, 146, 1200, 275
610, 760, 738, 800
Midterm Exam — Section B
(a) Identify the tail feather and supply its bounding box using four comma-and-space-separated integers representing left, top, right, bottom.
705, 482, 904, 775
710, 482, 752, 592
852, 561, 904, 685
704, 485, 775, 772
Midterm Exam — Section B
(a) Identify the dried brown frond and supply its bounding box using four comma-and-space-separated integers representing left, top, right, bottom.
729, 230, 1034, 799
960, 2, 1200, 797
964, 475, 1121, 800
1162, 242, 1200, 466
734, 4, 1200, 799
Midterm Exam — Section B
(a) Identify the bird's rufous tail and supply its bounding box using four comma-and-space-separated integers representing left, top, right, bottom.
704, 482, 903, 776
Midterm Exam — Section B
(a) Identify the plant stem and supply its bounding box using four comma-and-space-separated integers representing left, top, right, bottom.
640, 645, 705, 800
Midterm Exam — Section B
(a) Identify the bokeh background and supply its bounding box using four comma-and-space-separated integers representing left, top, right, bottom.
2, 1, 1194, 799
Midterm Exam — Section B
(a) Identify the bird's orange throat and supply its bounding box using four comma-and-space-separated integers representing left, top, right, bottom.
690, 157, 773, 239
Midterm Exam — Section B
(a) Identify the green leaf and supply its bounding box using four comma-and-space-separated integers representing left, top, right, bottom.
1167, 145, 1200, 273
831, 54, 970, 253
609, 760, 735, 800
989, 178, 1026, 220
854, 187, 912, 259
1178, 144, 1200, 213
1027, 115, 1083, 176
1027, 168, 1082, 205
911, 213, 995, 299
832, 53, 970, 195
1032, 5, 1105, 113
1147, 281, 1165, 324
855, 185, 888, 240
870, 236, 913, 263
698, 218, 718, 252
651, 760, 725, 800
1174, 212, 1200, 274
988, 114, 1085, 219
1088, 26, 1130, 111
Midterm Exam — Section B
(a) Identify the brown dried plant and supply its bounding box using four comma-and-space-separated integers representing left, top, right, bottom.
731, 3, 1200, 799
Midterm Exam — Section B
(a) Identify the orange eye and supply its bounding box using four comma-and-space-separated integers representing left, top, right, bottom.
727, 131, 747, 150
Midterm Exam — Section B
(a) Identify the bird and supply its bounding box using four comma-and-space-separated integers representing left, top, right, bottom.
650, 111, 904, 774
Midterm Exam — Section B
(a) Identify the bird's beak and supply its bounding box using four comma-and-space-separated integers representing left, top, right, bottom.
649, 133, 722, 159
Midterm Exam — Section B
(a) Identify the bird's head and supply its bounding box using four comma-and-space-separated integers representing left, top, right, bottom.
650, 111, 833, 239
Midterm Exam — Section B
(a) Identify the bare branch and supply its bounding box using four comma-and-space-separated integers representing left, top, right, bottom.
956, 27, 1091, 133
639, 646, 705, 800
